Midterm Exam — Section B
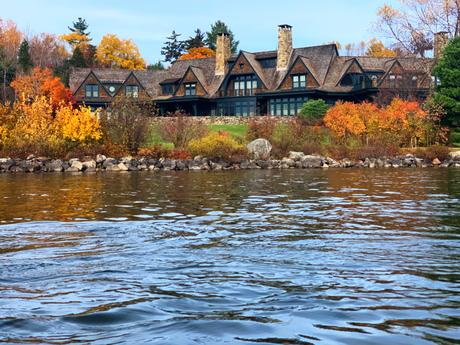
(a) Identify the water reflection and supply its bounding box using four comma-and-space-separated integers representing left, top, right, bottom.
0, 170, 459, 344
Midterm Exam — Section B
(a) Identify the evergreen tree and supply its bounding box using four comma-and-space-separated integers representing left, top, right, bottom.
17, 40, 33, 73
69, 17, 90, 36
206, 20, 239, 53
147, 61, 165, 71
70, 46, 87, 68
185, 28, 206, 50
433, 37, 460, 126
161, 31, 185, 62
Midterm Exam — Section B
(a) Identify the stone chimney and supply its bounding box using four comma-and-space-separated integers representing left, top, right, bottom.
215, 32, 231, 76
277, 24, 293, 71
434, 31, 449, 60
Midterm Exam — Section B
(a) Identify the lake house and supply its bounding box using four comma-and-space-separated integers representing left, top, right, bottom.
70, 25, 442, 116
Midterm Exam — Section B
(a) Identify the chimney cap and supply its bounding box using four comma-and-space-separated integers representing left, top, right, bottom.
218, 32, 230, 37
278, 24, 292, 30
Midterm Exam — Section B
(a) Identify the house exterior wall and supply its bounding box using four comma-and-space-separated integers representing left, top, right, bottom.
175, 70, 207, 97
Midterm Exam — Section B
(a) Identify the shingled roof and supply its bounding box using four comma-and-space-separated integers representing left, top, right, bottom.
70, 42, 434, 101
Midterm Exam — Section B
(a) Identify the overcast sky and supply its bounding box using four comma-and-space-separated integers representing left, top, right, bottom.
2, 0, 397, 64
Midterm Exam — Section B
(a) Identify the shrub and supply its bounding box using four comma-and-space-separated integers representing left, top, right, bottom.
100, 95, 151, 154
414, 145, 450, 161
188, 132, 246, 159
157, 111, 208, 149
246, 117, 278, 141
299, 99, 329, 125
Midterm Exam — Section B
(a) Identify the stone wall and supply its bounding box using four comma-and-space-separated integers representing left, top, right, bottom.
150, 116, 294, 125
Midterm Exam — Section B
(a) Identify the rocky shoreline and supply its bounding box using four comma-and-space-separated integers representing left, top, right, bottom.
1, 151, 460, 173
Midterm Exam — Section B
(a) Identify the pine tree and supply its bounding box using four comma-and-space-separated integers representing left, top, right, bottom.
161, 31, 185, 62
69, 17, 90, 36
185, 29, 206, 50
147, 61, 165, 71
70, 46, 87, 68
206, 21, 239, 53
17, 40, 33, 73
433, 37, 460, 126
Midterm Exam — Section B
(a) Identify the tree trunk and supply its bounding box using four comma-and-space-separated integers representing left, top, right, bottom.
2, 69, 6, 105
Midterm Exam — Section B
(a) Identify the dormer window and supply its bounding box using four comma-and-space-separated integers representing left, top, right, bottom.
162, 84, 174, 95
341, 73, 364, 89
126, 85, 139, 98
85, 84, 99, 98
233, 75, 258, 96
292, 74, 307, 89
185, 83, 197, 96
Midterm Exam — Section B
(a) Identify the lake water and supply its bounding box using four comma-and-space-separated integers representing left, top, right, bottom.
0, 170, 459, 344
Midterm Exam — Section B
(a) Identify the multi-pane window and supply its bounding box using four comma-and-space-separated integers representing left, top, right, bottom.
85, 84, 99, 98
388, 74, 403, 88
341, 73, 364, 89
126, 85, 139, 98
269, 97, 308, 116
292, 74, 307, 89
216, 100, 256, 116
233, 75, 258, 96
185, 83, 197, 96
162, 84, 174, 95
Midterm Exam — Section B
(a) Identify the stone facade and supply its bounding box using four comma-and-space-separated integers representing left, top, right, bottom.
277, 25, 293, 71
434, 32, 449, 60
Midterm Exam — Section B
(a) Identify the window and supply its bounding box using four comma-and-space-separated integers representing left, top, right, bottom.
216, 99, 256, 116
233, 75, 258, 96
126, 85, 139, 98
162, 84, 174, 95
85, 84, 99, 98
269, 97, 308, 116
292, 74, 307, 89
341, 73, 364, 89
185, 83, 197, 96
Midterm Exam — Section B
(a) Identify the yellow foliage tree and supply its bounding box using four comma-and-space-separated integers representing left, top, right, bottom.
366, 39, 397, 58
60, 32, 91, 48
96, 34, 145, 69
55, 105, 102, 142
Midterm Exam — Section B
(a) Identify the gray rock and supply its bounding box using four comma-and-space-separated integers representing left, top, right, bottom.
49, 159, 63, 172
83, 160, 97, 171
210, 161, 223, 170
103, 158, 117, 169
301, 155, 323, 168
247, 139, 272, 160
449, 151, 460, 160
96, 154, 106, 163
288, 151, 305, 161
118, 162, 129, 171
70, 160, 84, 171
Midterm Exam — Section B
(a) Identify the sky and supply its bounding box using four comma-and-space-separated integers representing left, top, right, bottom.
1, 0, 398, 64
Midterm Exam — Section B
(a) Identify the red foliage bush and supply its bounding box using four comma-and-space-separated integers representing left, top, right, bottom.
246, 117, 278, 141
157, 112, 208, 149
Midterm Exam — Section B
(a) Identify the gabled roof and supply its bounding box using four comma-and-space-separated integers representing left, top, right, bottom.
173, 65, 210, 96
335, 58, 366, 87
72, 70, 112, 97
275, 55, 320, 89
114, 71, 149, 97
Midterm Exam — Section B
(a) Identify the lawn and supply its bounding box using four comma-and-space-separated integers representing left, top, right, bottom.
147, 123, 248, 148
450, 129, 460, 148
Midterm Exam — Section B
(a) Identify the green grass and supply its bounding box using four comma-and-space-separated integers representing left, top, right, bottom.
146, 123, 249, 149
450, 129, 460, 148
208, 124, 248, 138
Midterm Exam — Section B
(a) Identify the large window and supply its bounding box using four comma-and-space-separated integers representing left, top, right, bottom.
269, 97, 308, 116
162, 84, 174, 95
185, 83, 197, 96
85, 84, 99, 98
292, 74, 307, 89
233, 75, 258, 96
216, 99, 256, 116
126, 85, 139, 98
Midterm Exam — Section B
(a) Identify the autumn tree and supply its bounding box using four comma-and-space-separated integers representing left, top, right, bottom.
376, 0, 460, 57
60, 17, 91, 48
206, 21, 239, 53
17, 40, 33, 73
11, 67, 73, 108
366, 39, 397, 57
433, 37, 460, 126
161, 31, 185, 62
0, 19, 22, 103
178, 47, 215, 60
29, 33, 68, 69
96, 34, 145, 69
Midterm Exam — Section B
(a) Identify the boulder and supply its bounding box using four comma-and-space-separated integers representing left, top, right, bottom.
49, 159, 64, 172
96, 154, 107, 164
450, 151, 460, 160
83, 160, 97, 171
247, 139, 272, 160
288, 151, 305, 161
117, 162, 129, 171
301, 155, 323, 168
70, 160, 84, 171
432, 158, 441, 166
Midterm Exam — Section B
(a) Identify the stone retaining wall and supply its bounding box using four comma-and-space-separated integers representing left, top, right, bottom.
1, 152, 460, 173
150, 116, 293, 125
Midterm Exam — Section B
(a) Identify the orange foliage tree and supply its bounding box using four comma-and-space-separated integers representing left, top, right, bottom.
178, 47, 215, 60
11, 67, 73, 108
324, 99, 430, 147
